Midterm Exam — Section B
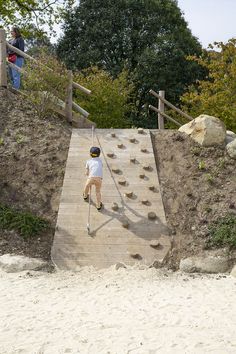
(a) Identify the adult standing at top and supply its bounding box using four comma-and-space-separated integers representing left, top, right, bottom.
8, 27, 25, 90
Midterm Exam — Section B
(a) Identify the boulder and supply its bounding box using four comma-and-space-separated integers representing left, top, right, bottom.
0, 254, 47, 273
230, 265, 236, 278
179, 255, 230, 274
226, 139, 236, 159
226, 130, 236, 144
179, 114, 226, 146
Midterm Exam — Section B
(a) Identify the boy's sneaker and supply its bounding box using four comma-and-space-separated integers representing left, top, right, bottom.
83, 193, 89, 201
96, 202, 103, 211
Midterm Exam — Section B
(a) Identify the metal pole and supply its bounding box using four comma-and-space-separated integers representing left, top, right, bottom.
158, 90, 165, 129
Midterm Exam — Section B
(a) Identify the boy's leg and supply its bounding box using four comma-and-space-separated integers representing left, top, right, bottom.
94, 178, 102, 207
83, 178, 93, 199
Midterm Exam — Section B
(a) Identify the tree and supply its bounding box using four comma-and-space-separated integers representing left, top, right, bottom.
0, 0, 75, 36
73, 67, 134, 128
181, 39, 236, 132
57, 0, 203, 127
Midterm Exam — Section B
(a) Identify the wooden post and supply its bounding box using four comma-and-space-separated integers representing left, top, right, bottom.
65, 70, 73, 123
0, 29, 7, 88
158, 90, 165, 129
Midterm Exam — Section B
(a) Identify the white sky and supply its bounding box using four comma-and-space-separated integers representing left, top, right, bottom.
177, 0, 236, 48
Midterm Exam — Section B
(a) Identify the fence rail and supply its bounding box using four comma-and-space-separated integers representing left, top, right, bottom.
149, 89, 193, 129
0, 29, 92, 124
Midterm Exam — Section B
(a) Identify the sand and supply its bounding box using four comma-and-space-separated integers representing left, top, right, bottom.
0, 267, 236, 354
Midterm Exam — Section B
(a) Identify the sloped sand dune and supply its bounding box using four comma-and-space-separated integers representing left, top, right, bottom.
0, 267, 235, 354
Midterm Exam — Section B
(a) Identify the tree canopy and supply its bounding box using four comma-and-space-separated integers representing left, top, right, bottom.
181, 39, 236, 132
57, 0, 204, 127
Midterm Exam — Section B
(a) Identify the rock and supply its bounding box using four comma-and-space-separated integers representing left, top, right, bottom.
226, 139, 236, 159
115, 262, 126, 270
179, 254, 230, 274
226, 130, 236, 144
179, 114, 226, 147
138, 128, 144, 134
0, 254, 47, 273
230, 265, 236, 277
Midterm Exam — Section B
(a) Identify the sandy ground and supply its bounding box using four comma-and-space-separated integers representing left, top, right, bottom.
0, 268, 236, 354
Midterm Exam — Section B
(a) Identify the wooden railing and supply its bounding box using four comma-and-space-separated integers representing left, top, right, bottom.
149, 89, 193, 129
0, 29, 92, 124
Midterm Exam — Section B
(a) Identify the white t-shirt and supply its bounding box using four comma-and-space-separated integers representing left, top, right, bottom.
86, 157, 103, 178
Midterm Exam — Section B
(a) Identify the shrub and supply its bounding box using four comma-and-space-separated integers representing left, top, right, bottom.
73, 66, 134, 128
0, 204, 49, 239
23, 51, 68, 118
208, 214, 236, 248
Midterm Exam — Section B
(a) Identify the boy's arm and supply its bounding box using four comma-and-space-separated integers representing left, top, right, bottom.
85, 162, 89, 176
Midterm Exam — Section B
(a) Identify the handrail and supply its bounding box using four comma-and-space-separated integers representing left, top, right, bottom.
6, 42, 91, 95
149, 89, 193, 121
149, 105, 182, 127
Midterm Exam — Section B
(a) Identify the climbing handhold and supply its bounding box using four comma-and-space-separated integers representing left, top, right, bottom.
124, 191, 133, 198
118, 177, 126, 185
148, 212, 157, 220
107, 152, 114, 158
138, 128, 144, 134
111, 165, 120, 173
139, 172, 145, 179
141, 199, 149, 205
143, 164, 151, 171
129, 137, 136, 143
117, 143, 124, 149
150, 241, 162, 249
129, 253, 142, 260
141, 146, 148, 153
112, 202, 119, 211
130, 156, 136, 163
122, 220, 129, 229
148, 185, 155, 191
111, 133, 116, 138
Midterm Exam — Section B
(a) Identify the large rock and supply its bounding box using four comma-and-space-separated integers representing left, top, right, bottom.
179, 255, 230, 274
179, 114, 226, 146
231, 265, 236, 278
226, 130, 236, 145
0, 254, 47, 273
226, 139, 236, 159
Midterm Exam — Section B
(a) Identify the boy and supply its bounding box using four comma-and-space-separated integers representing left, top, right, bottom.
83, 146, 103, 210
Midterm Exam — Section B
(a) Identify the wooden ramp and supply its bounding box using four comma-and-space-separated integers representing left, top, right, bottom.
51, 129, 171, 269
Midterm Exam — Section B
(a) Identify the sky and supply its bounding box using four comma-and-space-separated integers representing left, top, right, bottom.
177, 0, 236, 48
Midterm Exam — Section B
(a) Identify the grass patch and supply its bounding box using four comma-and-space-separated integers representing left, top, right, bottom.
208, 214, 236, 248
0, 204, 49, 239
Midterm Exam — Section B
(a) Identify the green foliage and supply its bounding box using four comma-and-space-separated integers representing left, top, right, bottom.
0, 204, 49, 239
23, 51, 68, 118
57, 0, 203, 127
0, 137, 4, 145
181, 39, 236, 132
0, 0, 75, 37
74, 66, 134, 128
198, 160, 206, 170
208, 214, 236, 248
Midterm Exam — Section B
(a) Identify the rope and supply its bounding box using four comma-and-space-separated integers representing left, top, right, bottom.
87, 125, 95, 234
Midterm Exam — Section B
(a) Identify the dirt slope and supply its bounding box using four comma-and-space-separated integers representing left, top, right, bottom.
0, 88, 71, 260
